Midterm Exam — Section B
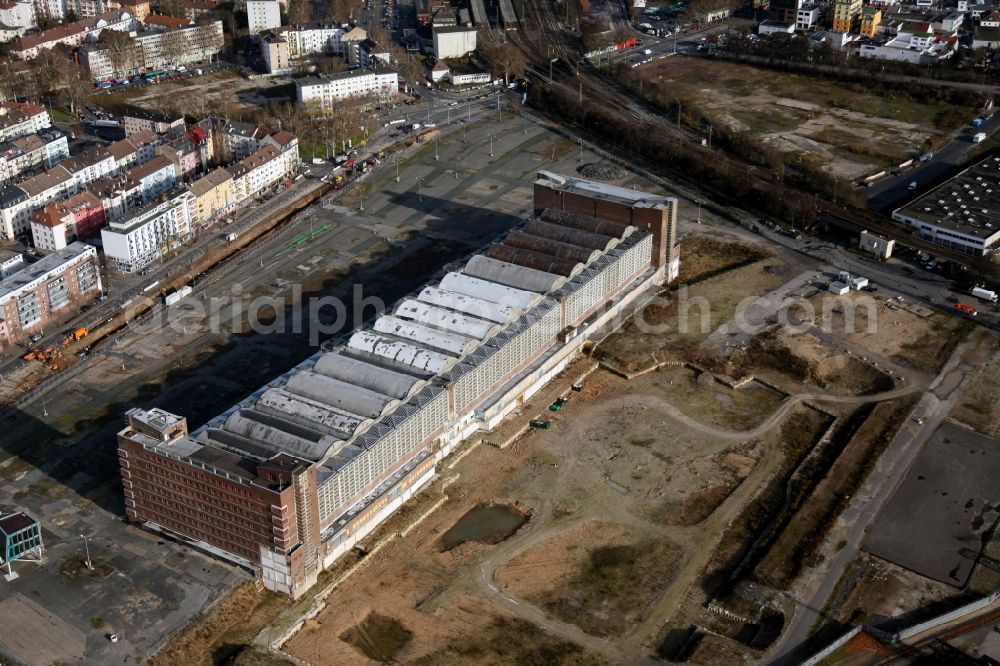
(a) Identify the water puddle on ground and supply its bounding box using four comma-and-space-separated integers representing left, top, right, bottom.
438, 503, 529, 551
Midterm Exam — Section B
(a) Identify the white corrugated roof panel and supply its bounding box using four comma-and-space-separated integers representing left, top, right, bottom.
438, 272, 540, 309
284, 371, 397, 418
313, 352, 420, 399
256, 388, 373, 439
394, 299, 501, 340
418, 286, 520, 324
222, 410, 338, 461
348, 331, 456, 373
373, 315, 479, 356
463, 255, 567, 293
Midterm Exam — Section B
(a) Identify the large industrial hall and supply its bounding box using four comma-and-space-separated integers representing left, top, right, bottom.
116, 172, 679, 597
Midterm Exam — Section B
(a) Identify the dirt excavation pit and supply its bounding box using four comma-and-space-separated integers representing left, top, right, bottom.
438, 503, 531, 552
730, 326, 895, 396
339, 612, 413, 663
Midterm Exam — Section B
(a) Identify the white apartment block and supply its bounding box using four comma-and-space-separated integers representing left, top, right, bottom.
0, 165, 74, 238
32, 0, 65, 20
101, 191, 193, 272
281, 23, 348, 57
60, 146, 116, 191
0, 128, 69, 182
0, 102, 51, 142
247, 0, 280, 34
0, 145, 129, 238
262, 31, 291, 74
0, 2, 36, 30
106, 129, 162, 172
68, 0, 119, 18
227, 144, 292, 204
0, 242, 101, 345
80, 20, 224, 79
296, 69, 398, 110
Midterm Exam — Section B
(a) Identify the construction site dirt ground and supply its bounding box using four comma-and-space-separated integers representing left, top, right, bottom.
280, 236, 929, 664
634, 57, 957, 181
282, 360, 820, 664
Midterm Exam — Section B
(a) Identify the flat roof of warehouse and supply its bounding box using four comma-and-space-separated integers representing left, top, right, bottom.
535, 170, 675, 209
893, 154, 1000, 241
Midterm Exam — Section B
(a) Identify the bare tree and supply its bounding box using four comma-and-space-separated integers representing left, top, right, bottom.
158, 0, 189, 19
389, 43, 423, 83
100, 30, 141, 76
478, 34, 526, 83
327, 0, 351, 19
287, 0, 312, 24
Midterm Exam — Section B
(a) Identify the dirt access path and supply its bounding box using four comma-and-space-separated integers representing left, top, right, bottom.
469, 373, 928, 661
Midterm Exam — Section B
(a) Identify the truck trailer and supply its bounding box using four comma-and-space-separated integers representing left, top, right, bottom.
971, 286, 998, 302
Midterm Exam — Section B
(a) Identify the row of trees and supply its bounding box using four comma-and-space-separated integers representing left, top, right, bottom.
0, 47, 91, 114
531, 78, 821, 226
477, 31, 527, 83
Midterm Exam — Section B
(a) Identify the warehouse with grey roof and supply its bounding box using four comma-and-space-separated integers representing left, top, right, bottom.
117, 172, 678, 598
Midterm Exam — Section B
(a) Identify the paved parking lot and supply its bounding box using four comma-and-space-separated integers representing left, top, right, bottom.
0, 474, 244, 665
864, 422, 1000, 587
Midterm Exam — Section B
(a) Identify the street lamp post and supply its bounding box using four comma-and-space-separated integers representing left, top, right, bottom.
434, 137, 439, 161
395, 155, 400, 183
489, 134, 495, 157
416, 177, 423, 202
81, 535, 93, 571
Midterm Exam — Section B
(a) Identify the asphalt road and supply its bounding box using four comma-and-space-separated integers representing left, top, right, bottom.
865, 112, 1000, 213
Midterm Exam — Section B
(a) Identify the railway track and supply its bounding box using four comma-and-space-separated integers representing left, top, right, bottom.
509, 0, 989, 270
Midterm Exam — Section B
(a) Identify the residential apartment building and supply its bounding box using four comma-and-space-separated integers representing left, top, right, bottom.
68, 0, 121, 18
90, 154, 176, 220
80, 20, 224, 80
227, 145, 287, 204
221, 121, 270, 162
279, 22, 351, 58
106, 129, 162, 172
0, 1, 36, 31
101, 190, 193, 271
832, 0, 862, 32
0, 165, 74, 239
796, 4, 822, 30
348, 38, 390, 68
123, 109, 185, 138
30, 191, 105, 252
0, 102, 51, 142
189, 166, 232, 225
247, 0, 280, 34
0, 127, 69, 183
0, 141, 139, 238
261, 31, 291, 74
122, 0, 150, 21
0, 242, 101, 347
59, 145, 116, 191
296, 69, 399, 110
11, 10, 135, 59
860, 7, 883, 35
